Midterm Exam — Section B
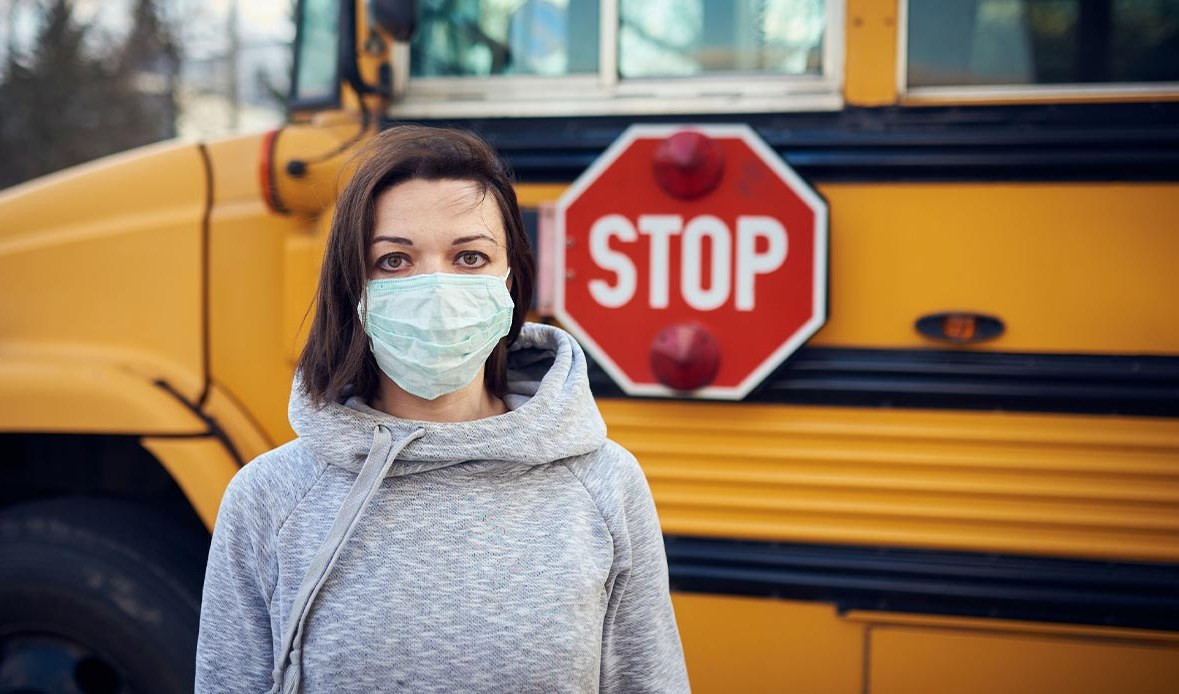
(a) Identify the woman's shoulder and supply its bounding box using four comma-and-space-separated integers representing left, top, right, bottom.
561, 439, 654, 516
216, 439, 328, 533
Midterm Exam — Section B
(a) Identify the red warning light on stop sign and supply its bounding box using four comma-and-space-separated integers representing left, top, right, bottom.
554, 124, 828, 399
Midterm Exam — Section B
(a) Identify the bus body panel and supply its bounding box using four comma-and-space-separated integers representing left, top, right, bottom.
2, 1, 1177, 690
0, 140, 208, 425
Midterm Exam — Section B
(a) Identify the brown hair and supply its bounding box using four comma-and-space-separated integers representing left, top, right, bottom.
297, 125, 536, 407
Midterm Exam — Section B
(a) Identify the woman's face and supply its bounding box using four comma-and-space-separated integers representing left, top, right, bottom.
368, 178, 509, 280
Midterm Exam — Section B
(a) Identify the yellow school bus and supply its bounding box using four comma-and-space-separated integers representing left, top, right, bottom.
1, 0, 1177, 691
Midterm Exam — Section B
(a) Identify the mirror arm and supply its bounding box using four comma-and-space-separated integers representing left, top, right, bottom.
340, 1, 391, 98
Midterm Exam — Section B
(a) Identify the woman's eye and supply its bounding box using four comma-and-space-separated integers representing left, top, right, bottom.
378, 254, 408, 271
457, 251, 488, 268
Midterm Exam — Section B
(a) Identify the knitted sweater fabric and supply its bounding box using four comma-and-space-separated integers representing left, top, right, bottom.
195, 322, 690, 693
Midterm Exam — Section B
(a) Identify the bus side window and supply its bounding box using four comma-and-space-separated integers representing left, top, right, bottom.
408, 0, 829, 80
906, 0, 1179, 88
618, 0, 825, 78
291, 0, 342, 106
410, 0, 600, 77
392, 0, 842, 116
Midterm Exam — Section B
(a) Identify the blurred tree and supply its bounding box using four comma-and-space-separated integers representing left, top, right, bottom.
117, 0, 181, 144
255, 0, 298, 111
0, 0, 179, 189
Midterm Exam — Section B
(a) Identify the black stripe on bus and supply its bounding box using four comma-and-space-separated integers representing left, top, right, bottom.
664, 535, 1179, 632
152, 379, 244, 466
391, 101, 1179, 182
584, 347, 1179, 417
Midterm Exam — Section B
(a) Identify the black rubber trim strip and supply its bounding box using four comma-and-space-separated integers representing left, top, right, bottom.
389, 102, 1179, 182
585, 347, 1179, 417
664, 535, 1179, 632
196, 143, 214, 408
261, 128, 290, 215
151, 380, 244, 467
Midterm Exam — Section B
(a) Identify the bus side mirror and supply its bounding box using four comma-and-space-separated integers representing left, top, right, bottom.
368, 0, 417, 42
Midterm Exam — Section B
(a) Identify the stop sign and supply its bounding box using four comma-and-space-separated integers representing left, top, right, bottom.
554, 124, 828, 399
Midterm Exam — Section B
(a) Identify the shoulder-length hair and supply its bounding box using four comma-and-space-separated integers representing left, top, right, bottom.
297, 125, 536, 407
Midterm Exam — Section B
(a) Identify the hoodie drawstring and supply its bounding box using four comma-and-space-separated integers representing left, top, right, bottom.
269, 424, 426, 694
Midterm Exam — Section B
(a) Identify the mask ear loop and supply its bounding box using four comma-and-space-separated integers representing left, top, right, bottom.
356, 285, 371, 331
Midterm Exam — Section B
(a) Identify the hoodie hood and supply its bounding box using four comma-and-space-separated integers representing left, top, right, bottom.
267, 322, 611, 693
288, 321, 608, 476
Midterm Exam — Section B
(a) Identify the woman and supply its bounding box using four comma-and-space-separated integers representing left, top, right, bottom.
195, 125, 690, 693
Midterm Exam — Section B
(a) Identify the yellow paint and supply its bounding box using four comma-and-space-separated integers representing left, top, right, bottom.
869, 625, 1179, 694
339, 0, 391, 117
141, 436, 241, 531
844, 0, 899, 105
0, 140, 207, 404
282, 216, 330, 365
515, 183, 569, 208
0, 349, 205, 435
519, 181, 1179, 354
672, 595, 1179, 692
672, 594, 863, 693
2, 2, 1177, 686
202, 134, 322, 448
819, 182, 1179, 353
205, 129, 263, 206
269, 121, 370, 216
846, 611, 1179, 645
601, 398, 1179, 563
203, 383, 273, 464
204, 205, 309, 446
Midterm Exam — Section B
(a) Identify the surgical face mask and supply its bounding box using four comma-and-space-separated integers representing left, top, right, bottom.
357, 269, 514, 400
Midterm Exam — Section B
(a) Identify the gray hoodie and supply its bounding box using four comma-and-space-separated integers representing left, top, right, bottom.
195, 322, 690, 693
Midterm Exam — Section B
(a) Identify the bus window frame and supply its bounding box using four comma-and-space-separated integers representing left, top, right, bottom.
386, 0, 846, 118
895, 0, 1179, 105
287, 0, 344, 113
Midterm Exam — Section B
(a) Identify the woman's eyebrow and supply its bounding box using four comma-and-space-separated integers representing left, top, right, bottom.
452, 234, 496, 245
372, 235, 413, 245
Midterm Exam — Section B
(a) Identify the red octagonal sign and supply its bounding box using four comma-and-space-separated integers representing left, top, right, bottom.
555, 125, 828, 399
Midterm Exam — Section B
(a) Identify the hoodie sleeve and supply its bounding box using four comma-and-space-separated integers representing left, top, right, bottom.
195, 461, 277, 693
572, 441, 691, 693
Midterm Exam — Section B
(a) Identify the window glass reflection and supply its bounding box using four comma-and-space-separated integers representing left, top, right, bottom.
907, 0, 1179, 87
618, 0, 825, 78
293, 0, 339, 101
411, 0, 600, 77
